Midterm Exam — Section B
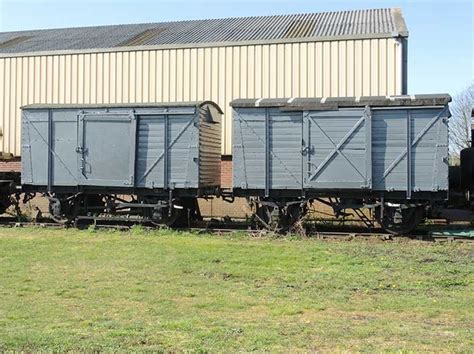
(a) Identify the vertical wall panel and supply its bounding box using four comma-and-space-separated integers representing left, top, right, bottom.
129, 51, 136, 103
322, 42, 331, 96
14, 58, 21, 150
169, 49, 177, 102
155, 50, 162, 102
143, 51, 149, 102
90, 54, 97, 104
240, 46, 248, 98
370, 39, 379, 96
0, 59, 4, 147
34, 57, 41, 103
300, 43, 307, 97
254, 46, 262, 98
9, 58, 15, 151
246, 46, 254, 98
292, 43, 300, 97
122, 52, 129, 103
176, 49, 184, 102
149, 51, 156, 102
135, 51, 142, 102
362, 40, 371, 96
196, 48, 204, 100
204, 47, 212, 100
64, 55, 71, 103
346, 40, 354, 97
4, 58, 11, 151
0, 59, 4, 144
224, 46, 232, 143
338, 41, 346, 97
0, 37, 402, 156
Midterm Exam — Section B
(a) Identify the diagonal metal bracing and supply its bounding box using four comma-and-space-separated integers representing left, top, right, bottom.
307, 115, 366, 181
23, 112, 78, 182
236, 112, 301, 185
137, 116, 194, 184
381, 107, 449, 180
236, 115, 249, 187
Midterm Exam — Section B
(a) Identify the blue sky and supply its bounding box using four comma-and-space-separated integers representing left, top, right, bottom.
0, 0, 472, 95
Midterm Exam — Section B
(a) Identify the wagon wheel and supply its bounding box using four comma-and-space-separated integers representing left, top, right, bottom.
48, 194, 81, 224
148, 205, 183, 227
141, 197, 198, 227
0, 194, 13, 215
253, 202, 307, 233
375, 204, 424, 235
84, 194, 106, 215
0, 181, 16, 215
253, 204, 280, 232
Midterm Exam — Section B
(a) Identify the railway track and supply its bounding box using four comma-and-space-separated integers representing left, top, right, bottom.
1, 216, 473, 243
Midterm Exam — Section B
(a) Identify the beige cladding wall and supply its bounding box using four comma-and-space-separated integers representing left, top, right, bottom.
0, 37, 402, 156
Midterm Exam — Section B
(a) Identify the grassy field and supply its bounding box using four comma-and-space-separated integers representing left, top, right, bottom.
0, 227, 473, 351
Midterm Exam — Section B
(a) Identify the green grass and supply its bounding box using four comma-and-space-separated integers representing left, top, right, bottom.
0, 227, 473, 351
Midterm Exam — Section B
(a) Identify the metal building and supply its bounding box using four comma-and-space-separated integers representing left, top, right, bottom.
0, 7, 408, 167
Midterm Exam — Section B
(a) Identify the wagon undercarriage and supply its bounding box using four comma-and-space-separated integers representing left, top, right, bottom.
46, 192, 203, 227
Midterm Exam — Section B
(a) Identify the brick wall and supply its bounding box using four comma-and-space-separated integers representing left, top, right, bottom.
0, 158, 21, 172
220, 155, 232, 188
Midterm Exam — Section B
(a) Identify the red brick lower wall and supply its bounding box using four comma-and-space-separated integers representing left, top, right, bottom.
0, 158, 21, 172
220, 155, 232, 188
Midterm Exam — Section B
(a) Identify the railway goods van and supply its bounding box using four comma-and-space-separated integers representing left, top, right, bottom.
21, 101, 222, 224
231, 95, 451, 232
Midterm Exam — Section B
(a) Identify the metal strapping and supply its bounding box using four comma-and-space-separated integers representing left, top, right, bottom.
22, 112, 78, 182
237, 113, 301, 185
307, 114, 366, 181
236, 112, 249, 188
381, 106, 449, 179
137, 116, 195, 184
432, 111, 443, 190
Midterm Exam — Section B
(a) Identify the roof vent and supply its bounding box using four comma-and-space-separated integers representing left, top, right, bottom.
116, 28, 166, 47
0, 36, 32, 49
284, 19, 316, 38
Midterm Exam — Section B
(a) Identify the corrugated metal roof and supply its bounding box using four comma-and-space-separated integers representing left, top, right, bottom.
0, 8, 408, 55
